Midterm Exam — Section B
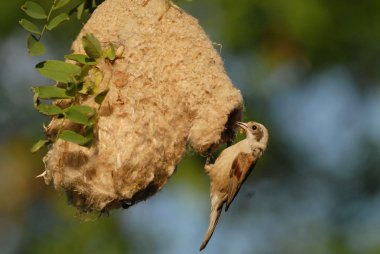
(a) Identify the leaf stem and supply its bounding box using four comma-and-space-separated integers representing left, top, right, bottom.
38, 0, 58, 40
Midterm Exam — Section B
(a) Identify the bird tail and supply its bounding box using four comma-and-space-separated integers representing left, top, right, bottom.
199, 202, 223, 251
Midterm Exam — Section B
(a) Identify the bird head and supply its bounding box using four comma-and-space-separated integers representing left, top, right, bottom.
235, 121, 268, 144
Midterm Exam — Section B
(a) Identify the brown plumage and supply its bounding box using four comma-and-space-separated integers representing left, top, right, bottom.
200, 121, 269, 251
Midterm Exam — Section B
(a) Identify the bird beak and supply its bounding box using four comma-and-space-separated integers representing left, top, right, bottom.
235, 121, 249, 132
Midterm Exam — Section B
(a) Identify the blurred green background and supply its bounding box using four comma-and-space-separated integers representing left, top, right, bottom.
1, 0, 380, 253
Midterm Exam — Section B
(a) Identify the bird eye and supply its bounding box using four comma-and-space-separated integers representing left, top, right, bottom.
252, 125, 257, 130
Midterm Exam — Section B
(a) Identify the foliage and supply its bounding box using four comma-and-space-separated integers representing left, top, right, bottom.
30, 33, 116, 152
5, 0, 380, 253
19, 0, 101, 56
18, 0, 118, 151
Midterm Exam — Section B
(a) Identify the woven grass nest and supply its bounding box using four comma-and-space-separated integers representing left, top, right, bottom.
41, 0, 243, 212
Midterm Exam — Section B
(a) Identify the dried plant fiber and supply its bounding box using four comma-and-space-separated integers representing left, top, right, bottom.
42, 0, 243, 212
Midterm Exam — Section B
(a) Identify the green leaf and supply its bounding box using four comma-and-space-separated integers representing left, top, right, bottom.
82, 33, 102, 59
104, 44, 116, 61
92, 68, 104, 87
19, 19, 41, 34
27, 34, 45, 56
58, 130, 91, 146
64, 109, 91, 125
31, 139, 51, 153
36, 60, 81, 83
33, 86, 73, 99
64, 105, 95, 125
68, 105, 96, 115
76, 65, 92, 91
64, 54, 96, 65
76, 2, 85, 19
94, 89, 109, 105
33, 90, 39, 107
78, 81, 93, 95
65, 82, 79, 96
53, 0, 71, 10
36, 104, 63, 115
46, 13, 69, 31
79, 67, 103, 94
21, 1, 47, 19
90, 0, 98, 9
84, 125, 94, 138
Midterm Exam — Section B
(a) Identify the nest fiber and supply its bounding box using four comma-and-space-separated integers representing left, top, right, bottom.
42, 0, 243, 212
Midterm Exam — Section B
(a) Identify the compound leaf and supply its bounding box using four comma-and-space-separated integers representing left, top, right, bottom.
27, 34, 45, 56
36, 60, 81, 83
46, 13, 69, 31
59, 130, 91, 146
35, 104, 63, 115
33, 86, 73, 99
31, 139, 51, 153
19, 19, 41, 34
104, 44, 116, 61
21, 1, 47, 19
64, 54, 96, 65
53, 0, 71, 10
94, 89, 109, 105
82, 33, 102, 59
64, 105, 95, 125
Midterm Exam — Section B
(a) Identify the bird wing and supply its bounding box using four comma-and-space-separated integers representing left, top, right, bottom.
225, 152, 256, 211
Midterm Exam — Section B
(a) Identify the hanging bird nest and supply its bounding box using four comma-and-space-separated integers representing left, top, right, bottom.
41, 0, 243, 212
